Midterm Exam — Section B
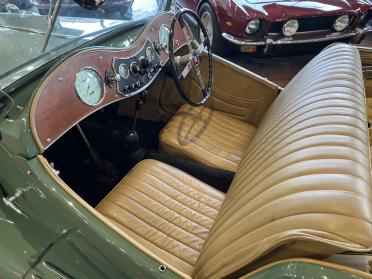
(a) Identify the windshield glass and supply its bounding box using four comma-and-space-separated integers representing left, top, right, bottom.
0, 0, 167, 78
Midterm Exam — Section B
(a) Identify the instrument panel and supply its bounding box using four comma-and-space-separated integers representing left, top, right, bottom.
112, 40, 162, 96
31, 12, 186, 151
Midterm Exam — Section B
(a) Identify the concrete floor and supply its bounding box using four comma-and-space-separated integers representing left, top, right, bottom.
222, 33, 372, 87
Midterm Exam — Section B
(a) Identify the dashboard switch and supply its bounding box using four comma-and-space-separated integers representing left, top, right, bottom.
125, 85, 132, 91
105, 69, 121, 88
139, 56, 151, 69
113, 74, 121, 82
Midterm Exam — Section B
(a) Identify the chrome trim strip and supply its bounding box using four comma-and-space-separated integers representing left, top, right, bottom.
42, 261, 71, 279
222, 28, 365, 46
34, 0, 130, 8
267, 29, 331, 36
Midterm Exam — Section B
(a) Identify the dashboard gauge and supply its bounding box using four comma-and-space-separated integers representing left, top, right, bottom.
146, 47, 155, 62
74, 68, 104, 106
159, 25, 170, 53
118, 63, 129, 79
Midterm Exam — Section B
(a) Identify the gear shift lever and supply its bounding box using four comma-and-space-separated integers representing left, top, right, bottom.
122, 91, 148, 151
131, 91, 147, 131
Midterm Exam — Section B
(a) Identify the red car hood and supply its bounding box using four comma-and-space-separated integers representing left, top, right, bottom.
234, 0, 369, 18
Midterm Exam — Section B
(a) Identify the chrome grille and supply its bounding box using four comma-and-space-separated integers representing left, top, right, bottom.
269, 15, 339, 33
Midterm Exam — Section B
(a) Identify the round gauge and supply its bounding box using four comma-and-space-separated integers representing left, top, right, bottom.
74, 68, 104, 106
118, 63, 129, 79
146, 47, 155, 62
159, 25, 170, 53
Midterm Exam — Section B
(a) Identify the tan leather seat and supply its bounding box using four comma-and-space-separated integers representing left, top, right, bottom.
160, 105, 256, 172
96, 159, 225, 277
97, 44, 372, 278
366, 98, 372, 163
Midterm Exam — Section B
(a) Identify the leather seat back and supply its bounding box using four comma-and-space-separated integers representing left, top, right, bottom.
194, 44, 372, 278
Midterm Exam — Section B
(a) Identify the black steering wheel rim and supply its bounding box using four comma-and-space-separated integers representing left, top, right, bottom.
168, 9, 213, 107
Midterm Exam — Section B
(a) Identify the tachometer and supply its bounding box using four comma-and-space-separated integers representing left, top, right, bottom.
74, 68, 104, 106
158, 25, 170, 53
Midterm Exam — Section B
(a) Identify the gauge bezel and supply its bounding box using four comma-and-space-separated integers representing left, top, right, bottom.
130, 62, 140, 76
146, 47, 155, 62
74, 67, 105, 107
118, 63, 130, 79
159, 24, 170, 53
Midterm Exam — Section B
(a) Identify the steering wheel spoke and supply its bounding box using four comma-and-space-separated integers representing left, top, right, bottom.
193, 64, 205, 89
168, 9, 213, 106
193, 39, 205, 57
179, 61, 193, 80
179, 15, 195, 41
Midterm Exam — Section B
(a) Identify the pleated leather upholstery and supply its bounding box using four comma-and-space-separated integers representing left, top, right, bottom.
193, 43, 372, 278
366, 98, 372, 163
97, 44, 372, 279
96, 159, 225, 278
159, 105, 256, 172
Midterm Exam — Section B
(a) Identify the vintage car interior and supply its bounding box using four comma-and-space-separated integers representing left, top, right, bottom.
28, 9, 372, 279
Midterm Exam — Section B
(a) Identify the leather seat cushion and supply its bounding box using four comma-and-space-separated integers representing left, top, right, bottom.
366, 98, 372, 164
193, 44, 372, 278
159, 104, 256, 172
96, 159, 225, 278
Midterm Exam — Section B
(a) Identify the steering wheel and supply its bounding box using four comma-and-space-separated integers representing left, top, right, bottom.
168, 9, 213, 107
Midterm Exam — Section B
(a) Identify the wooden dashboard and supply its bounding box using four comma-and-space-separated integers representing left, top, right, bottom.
31, 12, 186, 151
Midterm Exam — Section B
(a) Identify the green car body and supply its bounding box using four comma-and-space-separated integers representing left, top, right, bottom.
0, 2, 369, 278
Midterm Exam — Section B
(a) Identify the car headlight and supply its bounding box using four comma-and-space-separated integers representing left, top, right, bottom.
333, 15, 349, 32
282, 19, 299, 37
245, 19, 261, 34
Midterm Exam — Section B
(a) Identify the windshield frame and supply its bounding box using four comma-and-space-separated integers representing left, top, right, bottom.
0, 0, 172, 94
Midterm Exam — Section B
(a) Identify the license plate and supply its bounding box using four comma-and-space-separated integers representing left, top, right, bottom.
240, 46, 256, 53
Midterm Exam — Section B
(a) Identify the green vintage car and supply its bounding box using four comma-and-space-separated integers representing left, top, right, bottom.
0, 0, 372, 278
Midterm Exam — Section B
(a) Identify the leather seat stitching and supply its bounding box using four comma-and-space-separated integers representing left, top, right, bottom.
101, 209, 198, 265
122, 179, 213, 229
165, 118, 254, 148
244, 123, 369, 174
130, 172, 220, 218
106, 200, 201, 259
246, 113, 368, 163
115, 184, 211, 239
147, 166, 225, 203
205, 208, 372, 255
163, 128, 248, 158
110, 191, 206, 249
141, 169, 223, 210
240, 137, 370, 179
162, 137, 241, 166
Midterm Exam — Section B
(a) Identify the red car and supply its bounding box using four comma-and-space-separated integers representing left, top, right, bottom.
176, 0, 372, 54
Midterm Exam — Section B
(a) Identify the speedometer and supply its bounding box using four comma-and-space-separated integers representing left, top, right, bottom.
74, 68, 104, 106
159, 25, 170, 53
